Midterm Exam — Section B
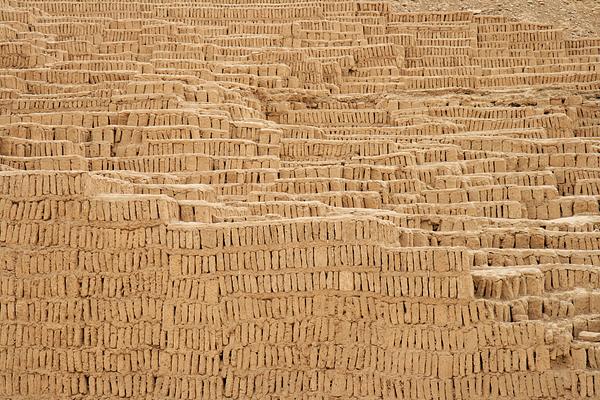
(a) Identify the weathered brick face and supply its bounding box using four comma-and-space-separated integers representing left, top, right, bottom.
0, 1, 599, 399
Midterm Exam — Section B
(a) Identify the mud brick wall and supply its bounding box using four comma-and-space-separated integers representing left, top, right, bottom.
0, 0, 600, 399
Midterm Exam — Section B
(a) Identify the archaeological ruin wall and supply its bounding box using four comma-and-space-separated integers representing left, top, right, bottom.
0, 0, 600, 398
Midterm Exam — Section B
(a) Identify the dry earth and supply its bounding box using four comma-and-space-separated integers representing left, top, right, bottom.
397, 0, 600, 37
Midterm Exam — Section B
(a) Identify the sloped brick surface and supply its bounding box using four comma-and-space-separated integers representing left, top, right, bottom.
0, 1, 600, 399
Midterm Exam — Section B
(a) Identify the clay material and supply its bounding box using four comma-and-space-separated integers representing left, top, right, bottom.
0, 1, 600, 399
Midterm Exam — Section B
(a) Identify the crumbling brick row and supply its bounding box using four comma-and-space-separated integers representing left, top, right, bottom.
423, 185, 524, 204
116, 110, 228, 130
0, 154, 88, 171
227, 200, 329, 218
1, 111, 113, 129
0, 137, 85, 157
391, 201, 524, 219
154, 4, 324, 21
4, 97, 112, 114
476, 249, 600, 267
109, 126, 229, 149
551, 167, 600, 195
281, 109, 388, 126
179, 200, 244, 223
180, 168, 276, 186
136, 139, 259, 157
88, 154, 280, 173
133, 183, 216, 202
279, 164, 398, 180
0, 193, 178, 222
1, 68, 136, 85
538, 264, 600, 292
249, 190, 382, 209
0, 221, 192, 248
433, 228, 600, 251
165, 216, 398, 250
0, 170, 94, 198
480, 71, 600, 88
281, 138, 398, 159
5, 247, 163, 275
264, 177, 386, 194
390, 11, 474, 23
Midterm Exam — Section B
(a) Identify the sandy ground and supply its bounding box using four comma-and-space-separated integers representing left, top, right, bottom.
395, 0, 600, 38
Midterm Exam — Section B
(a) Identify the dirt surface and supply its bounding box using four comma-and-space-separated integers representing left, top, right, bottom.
395, 0, 600, 38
